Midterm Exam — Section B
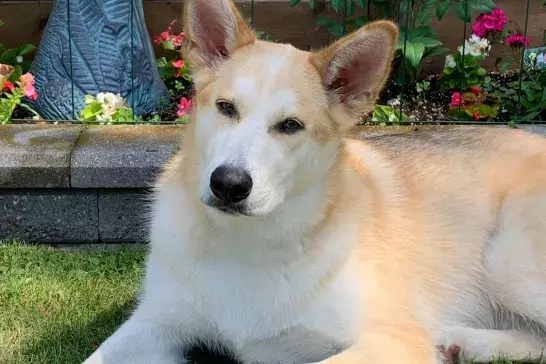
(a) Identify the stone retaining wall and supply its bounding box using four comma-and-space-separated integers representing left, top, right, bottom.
1, 123, 545, 244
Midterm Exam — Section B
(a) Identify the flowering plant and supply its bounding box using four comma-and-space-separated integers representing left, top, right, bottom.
0, 20, 36, 82
154, 20, 192, 88
441, 34, 489, 90
448, 87, 499, 121
0, 69, 40, 123
77, 92, 137, 123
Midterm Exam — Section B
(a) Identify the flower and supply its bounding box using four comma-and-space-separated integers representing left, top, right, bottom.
472, 8, 506, 37
3, 80, 15, 92
473, 110, 480, 120
450, 92, 464, 108
153, 35, 163, 45
16, 56, 23, 64
160, 31, 171, 41
18, 73, 38, 100
458, 35, 490, 57
173, 33, 185, 47
172, 59, 184, 68
444, 54, 456, 68
504, 34, 531, 48
469, 87, 482, 96
177, 97, 192, 117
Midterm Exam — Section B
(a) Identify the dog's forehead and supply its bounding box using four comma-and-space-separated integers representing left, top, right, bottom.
216, 42, 323, 103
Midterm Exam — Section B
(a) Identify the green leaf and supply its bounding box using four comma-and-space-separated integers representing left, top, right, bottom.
355, 0, 367, 7
498, 57, 516, 74
436, 0, 451, 20
331, 0, 342, 13
0, 48, 17, 64
347, 16, 368, 29
470, 0, 496, 12
346, 0, 355, 16
399, 0, 411, 13
289, 0, 301, 6
411, 36, 442, 48
11, 65, 22, 82
0, 20, 4, 27
476, 67, 487, 76
16, 44, 36, 57
454, 2, 471, 22
403, 42, 425, 68
425, 46, 450, 57
329, 24, 346, 37
416, 8, 434, 25
310, 0, 318, 8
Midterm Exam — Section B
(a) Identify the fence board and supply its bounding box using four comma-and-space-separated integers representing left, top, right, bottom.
0, 0, 544, 74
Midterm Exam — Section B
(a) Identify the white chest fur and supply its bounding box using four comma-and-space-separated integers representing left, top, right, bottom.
147, 184, 365, 363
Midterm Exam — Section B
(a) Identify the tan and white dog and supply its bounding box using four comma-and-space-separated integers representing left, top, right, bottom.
83, 0, 546, 363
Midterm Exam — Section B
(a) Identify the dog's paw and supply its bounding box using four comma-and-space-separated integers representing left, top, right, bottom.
436, 344, 461, 364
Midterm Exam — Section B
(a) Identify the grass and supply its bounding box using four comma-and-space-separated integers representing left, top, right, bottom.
0, 242, 537, 364
0, 242, 147, 364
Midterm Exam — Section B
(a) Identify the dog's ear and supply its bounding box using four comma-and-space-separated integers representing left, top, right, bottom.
309, 21, 398, 124
182, 0, 256, 71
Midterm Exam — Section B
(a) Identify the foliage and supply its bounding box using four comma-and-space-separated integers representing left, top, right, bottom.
371, 104, 408, 123
0, 20, 36, 82
394, 25, 449, 84
441, 44, 488, 90
153, 20, 192, 97
0, 72, 40, 123
482, 70, 546, 122
447, 87, 499, 121
77, 93, 138, 123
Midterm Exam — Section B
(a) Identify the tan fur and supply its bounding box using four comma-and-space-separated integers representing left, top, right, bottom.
83, 2, 546, 364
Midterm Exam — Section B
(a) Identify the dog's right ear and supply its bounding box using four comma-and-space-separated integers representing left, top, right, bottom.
182, 0, 256, 72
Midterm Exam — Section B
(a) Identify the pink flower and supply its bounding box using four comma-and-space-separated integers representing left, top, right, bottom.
177, 97, 192, 117
450, 92, 463, 108
153, 35, 163, 45
18, 73, 38, 100
472, 8, 506, 37
160, 31, 171, 41
173, 33, 185, 47
19, 73, 35, 86
3, 80, 15, 92
172, 59, 184, 68
504, 34, 531, 48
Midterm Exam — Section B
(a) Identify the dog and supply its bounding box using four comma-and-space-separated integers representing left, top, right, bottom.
83, 0, 546, 363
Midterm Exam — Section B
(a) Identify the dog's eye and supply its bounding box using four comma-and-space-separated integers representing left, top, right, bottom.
216, 101, 237, 118
276, 118, 304, 134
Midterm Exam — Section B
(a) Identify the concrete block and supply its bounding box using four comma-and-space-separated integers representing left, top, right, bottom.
0, 189, 98, 243
0, 124, 83, 188
71, 125, 183, 188
98, 190, 150, 243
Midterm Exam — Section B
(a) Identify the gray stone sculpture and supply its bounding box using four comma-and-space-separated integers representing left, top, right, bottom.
28, 0, 169, 120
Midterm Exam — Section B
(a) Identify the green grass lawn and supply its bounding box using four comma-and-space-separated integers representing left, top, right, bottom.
0, 242, 146, 364
0, 242, 537, 364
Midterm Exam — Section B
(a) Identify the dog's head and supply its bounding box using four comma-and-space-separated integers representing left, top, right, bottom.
181, 0, 397, 217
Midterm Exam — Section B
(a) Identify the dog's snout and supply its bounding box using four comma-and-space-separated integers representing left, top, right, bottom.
210, 165, 253, 203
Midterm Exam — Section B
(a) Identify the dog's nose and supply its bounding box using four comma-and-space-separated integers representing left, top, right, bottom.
210, 165, 253, 203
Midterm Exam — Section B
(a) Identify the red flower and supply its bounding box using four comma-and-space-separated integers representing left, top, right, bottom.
473, 110, 480, 121
450, 92, 463, 108
173, 33, 185, 47
172, 59, 184, 68
160, 31, 171, 41
153, 35, 163, 45
469, 87, 482, 96
472, 8, 506, 37
504, 34, 531, 48
177, 97, 192, 117
3, 80, 15, 92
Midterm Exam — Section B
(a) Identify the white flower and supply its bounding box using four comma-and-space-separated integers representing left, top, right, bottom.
444, 54, 456, 68
16, 56, 23, 64
458, 35, 490, 57
387, 98, 400, 107
96, 92, 107, 104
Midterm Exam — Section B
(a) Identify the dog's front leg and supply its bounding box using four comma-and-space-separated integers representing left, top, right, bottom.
313, 324, 436, 364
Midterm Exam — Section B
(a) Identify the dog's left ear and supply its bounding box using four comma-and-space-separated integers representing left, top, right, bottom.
182, 0, 256, 72
309, 21, 398, 123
